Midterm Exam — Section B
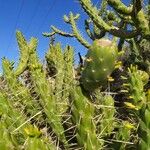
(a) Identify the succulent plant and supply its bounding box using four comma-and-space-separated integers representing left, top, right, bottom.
0, 0, 149, 149
80, 38, 119, 91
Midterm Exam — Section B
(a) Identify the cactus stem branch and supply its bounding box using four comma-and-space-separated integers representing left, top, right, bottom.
107, 0, 133, 15
79, 0, 139, 38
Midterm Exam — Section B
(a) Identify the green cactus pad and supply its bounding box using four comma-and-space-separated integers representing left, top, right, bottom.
81, 38, 118, 91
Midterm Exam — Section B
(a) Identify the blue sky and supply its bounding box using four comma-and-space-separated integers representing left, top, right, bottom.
0, 0, 135, 73
0, 0, 95, 72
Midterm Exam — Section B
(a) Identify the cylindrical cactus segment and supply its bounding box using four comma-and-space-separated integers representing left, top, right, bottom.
138, 90, 150, 150
122, 65, 149, 109
28, 39, 68, 146
70, 86, 102, 150
15, 31, 30, 76
98, 95, 116, 136
2, 58, 40, 117
81, 38, 118, 91
111, 121, 134, 149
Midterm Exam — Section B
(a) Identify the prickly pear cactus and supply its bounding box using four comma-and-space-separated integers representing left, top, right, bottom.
81, 38, 118, 91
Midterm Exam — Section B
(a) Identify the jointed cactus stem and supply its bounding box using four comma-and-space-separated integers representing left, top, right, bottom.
121, 65, 150, 149
15, 31, 30, 76
0, 91, 28, 148
2, 58, 41, 119
70, 86, 102, 150
50, 26, 74, 37
28, 38, 68, 146
79, 0, 139, 39
43, 13, 90, 49
69, 12, 91, 49
107, 0, 133, 15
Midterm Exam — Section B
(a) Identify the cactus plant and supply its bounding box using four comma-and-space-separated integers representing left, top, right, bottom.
121, 65, 150, 149
0, 0, 150, 149
70, 86, 102, 149
122, 65, 149, 110
27, 38, 69, 146
80, 38, 119, 91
